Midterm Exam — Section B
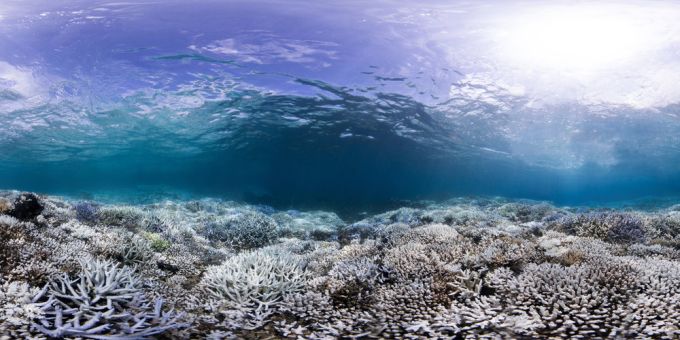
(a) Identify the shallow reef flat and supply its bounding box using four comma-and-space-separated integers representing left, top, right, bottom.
1, 191, 679, 339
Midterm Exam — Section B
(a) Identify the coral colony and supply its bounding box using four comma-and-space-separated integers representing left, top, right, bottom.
1, 191, 679, 339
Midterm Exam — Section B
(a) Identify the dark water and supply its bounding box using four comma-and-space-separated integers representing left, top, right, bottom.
2, 0, 680, 214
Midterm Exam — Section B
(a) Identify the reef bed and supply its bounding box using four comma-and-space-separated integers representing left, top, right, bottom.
1, 190, 679, 339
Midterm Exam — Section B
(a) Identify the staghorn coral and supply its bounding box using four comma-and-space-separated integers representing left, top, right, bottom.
422, 204, 498, 228
551, 212, 646, 244
449, 254, 680, 339
642, 212, 680, 248
2, 192, 680, 338
0, 280, 44, 339
277, 223, 487, 339
495, 201, 559, 223
0, 214, 19, 227
271, 210, 344, 240
122, 235, 154, 265
198, 248, 307, 331
39, 196, 76, 226
484, 261, 638, 337
31, 257, 187, 339
96, 205, 146, 230
368, 207, 427, 227
0, 216, 58, 283
202, 211, 278, 250
74, 201, 99, 223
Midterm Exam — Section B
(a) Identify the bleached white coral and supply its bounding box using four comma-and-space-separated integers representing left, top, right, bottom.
471, 256, 680, 338
3, 192, 680, 338
272, 210, 344, 239
32, 258, 187, 338
59, 220, 97, 240
202, 211, 278, 250
199, 249, 307, 329
96, 205, 146, 229
0, 215, 19, 227
0, 280, 43, 339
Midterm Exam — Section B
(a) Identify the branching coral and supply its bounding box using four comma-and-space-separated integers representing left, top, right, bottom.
0, 216, 57, 283
96, 205, 146, 230
0, 214, 19, 228
272, 210, 344, 239
451, 256, 680, 338
31, 258, 187, 339
3, 192, 680, 339
642, 212, 680, 248
74, 201, 99, 223
0, 280, 44, 338
199, 249, 307, 330
552, 212, 646, 244
202, 211, 278, 250
122, 235, 154, 265
495, 202, 558, 223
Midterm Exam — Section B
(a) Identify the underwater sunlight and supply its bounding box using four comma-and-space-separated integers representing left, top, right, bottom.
1, 1, 680, 339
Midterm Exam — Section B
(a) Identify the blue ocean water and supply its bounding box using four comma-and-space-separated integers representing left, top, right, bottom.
4, 3, 680, 339
2, 0, 680, 213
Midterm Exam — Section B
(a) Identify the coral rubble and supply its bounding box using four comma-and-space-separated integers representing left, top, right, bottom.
1, 191, 679, 339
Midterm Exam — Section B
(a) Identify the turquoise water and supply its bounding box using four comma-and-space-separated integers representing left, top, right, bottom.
1, 0, 680, 211
3, 2, 680, 338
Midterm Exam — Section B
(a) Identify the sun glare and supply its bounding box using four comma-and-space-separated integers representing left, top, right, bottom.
498, 5, 649, 75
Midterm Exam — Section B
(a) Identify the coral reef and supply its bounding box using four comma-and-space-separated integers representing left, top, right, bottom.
73, 201, 99, 223
198, 248, 307, 330
0, 198, 13, 215
32, 258, 187, 338
9, 193, 44, 221
202, 211, 278, 250
1, 191, 680, 338
552, 212, 647, 244
0, 280, 43, 339
272, 210, 344, 240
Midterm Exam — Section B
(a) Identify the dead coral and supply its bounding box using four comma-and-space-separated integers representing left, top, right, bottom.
495, 201, 558, 223
198, 248, 307, 331
0, 280, 44, 338
96, 205, 146, 230
0, 197, 14, 215
8, 193, 44, 221
272, 210, 344, 240
552, 212, 646, 244
455, 256, 680, 339
32, 258, 187, 338
3, 192, 680, 339
202, 211, 278, 250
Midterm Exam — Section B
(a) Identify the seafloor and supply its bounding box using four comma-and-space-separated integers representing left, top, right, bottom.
1, 190, 679, 339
